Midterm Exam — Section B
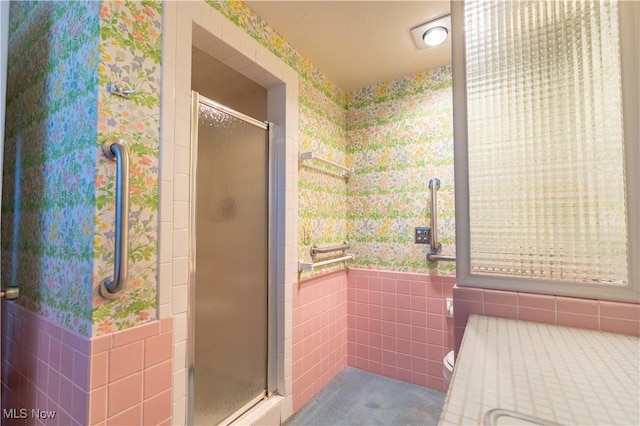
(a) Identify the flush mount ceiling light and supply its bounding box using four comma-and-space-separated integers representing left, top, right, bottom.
410, 14, 451, 50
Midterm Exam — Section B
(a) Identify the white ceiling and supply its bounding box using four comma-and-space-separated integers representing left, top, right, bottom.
244, 1, 452, 92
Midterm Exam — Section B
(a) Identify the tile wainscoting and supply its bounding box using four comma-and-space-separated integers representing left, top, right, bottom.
1, 301, 173, 425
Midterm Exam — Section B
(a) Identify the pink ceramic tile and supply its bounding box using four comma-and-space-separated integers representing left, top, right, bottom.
355, 289, 368, 303
453, 286, 484, 302
382, 364, 397, 379
382, 350, 397, 366
73, 351, 91, 391
397, 309, 411, 325
599, 317, 640, 336
410, 311, 427, 327
89, 386, 107, 425
397, 338, 412, 355
453, 300, 483, 329
369, 347, 383, 363
518, 307, 555, 324
483, 289, 517, 305
143, 389, 171, 426
556, 312, 598, 330
426, 359, 441, 377
159, 318, 173, 334
63, 329, 91, 355
411, 327, 427, 343
91, 335, 113, 355
397, 368, 412, 383
397, 280, 411, 294
411, 296, 427, 312
71, 383, 88, 424
107, 372, 143, 417
60, 343, 75, 380
483, 303, 518, 319
397, 323, 411, 340
518, 293, 556, 310
108, 341, 144, 383
382, 321, 396, 337
369, 291, 382, 306
46, 322, 63, 340
355, 276, 368, 289
143, 360, 172, 399
411, 341, 427, 359
427, 377, 445, 392
112, 322, 160, 348
107, 404, 142, 426
369, 361, 384, 375
369, 277, 382, 291
427, 313, 444, 330
426, 297, 444, 314
356, 330, 368, 345
382, 278, 396, 293
410, 281, 426, 297
427, 329, 444, 347
410, 372, 428, 387
599, 301, 640, 321
369, 319, 382, 334
47, 368, 60, 399
397, 294, 411, 310
382, 336, 396, 352
48, 338, 62, 372
369, 332, 382, 348
556, 297, 598, 316
382, 292, 396, 307
59, 376, 73, 413
412, 357, 428, 374
369, 305, 382, 320
382, 307, 396, 322
356, 302, 368, 317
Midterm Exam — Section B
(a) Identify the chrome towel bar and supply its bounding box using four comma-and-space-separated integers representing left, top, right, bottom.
99, 139, 130, 299
310, 242, 350, 257
427, 177, 456, 263
298, 151, 353, 178
298, 254, 355, 271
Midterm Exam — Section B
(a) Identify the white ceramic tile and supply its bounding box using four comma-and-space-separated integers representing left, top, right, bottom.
160, 181, 174, 223
174, 117, 191, 148
172, 283, 189, 315
174, 312, 188, 343
173, 201, 189, 230
174, 144, 190, 175
172, 257, 189, 286
173, 340, 187, 373
158, 303, 171, 320
173, 368, 187, 403
173, 229, 189, 258
174, 173, 189, 202
172, 396, 186, 426
175, 90, 192, 122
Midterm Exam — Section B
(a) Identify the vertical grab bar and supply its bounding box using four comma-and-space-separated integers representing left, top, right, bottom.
427, 177, 456, 262
99, 139, 130, 299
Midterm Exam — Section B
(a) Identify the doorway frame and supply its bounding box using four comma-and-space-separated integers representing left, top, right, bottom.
160, 3, 299, 424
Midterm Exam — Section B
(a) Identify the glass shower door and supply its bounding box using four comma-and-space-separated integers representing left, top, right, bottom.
191, 93, 269, 425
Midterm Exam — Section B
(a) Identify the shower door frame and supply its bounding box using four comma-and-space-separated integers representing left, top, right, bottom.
187, 91, 275, 426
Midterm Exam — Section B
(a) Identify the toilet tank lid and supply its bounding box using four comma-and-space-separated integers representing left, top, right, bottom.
445, 350, 455, 368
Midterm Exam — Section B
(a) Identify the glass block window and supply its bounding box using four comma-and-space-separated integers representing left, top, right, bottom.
465, 0, 628, 284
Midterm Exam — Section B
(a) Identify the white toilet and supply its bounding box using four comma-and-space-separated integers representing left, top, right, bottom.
443, 350, 455, 386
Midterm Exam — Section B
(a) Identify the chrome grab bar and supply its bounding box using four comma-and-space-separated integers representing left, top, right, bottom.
310, 242, 350, 257
298, 254, 355, 271
99, 139, 130, 299
427, 177, 455, 263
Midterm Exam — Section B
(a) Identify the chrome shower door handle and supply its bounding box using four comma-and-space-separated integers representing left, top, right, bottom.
99, 139, 130, 299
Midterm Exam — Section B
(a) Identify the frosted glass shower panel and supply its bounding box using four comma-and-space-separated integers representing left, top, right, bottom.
465, 0, 628, 284
193, 101, 268, 425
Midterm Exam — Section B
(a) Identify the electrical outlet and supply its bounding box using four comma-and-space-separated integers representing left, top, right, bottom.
415, 227, 430, 244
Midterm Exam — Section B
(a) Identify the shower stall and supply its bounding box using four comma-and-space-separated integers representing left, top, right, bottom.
188, 92, 271, 425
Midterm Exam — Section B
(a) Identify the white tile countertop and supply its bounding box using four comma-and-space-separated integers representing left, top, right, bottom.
439, 315, 640, 425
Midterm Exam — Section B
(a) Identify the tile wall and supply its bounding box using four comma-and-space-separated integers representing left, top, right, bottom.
346, 269, 455, 392
1, 301, 173, 425
453, 287, 640, 355
292, 270, 348, 412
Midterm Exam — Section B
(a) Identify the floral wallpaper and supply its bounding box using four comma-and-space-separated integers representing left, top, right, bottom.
346, 67, 455, 275
2, 1, 100, 335
206, 0, 350, 278
2, 0, 162, 336
92, 0, 162, 335
205, 1, 455, 277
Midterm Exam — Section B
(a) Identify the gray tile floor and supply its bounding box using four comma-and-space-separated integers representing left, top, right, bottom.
285, 367, 446, 426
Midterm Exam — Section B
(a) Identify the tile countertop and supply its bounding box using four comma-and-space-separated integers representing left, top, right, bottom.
439, 314, 640, 425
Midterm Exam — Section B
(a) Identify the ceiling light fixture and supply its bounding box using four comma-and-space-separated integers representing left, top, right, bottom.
410, 14, 451, 50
